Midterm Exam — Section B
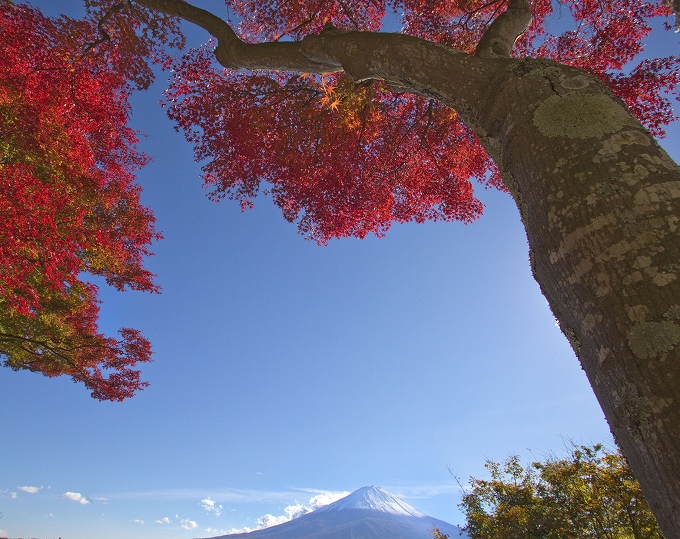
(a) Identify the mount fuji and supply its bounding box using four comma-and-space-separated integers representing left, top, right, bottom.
204, 486, 465, 539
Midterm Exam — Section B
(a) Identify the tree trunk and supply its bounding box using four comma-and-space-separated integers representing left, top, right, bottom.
469, 57, 680, 539
131, 3, 680, 535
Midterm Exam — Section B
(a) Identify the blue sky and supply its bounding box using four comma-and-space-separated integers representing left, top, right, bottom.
1, 2, 678, 538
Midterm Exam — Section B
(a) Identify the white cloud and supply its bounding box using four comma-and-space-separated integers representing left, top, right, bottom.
201, 497, 223, 516
307, 492, 349, 510
205, 528, 227, 535
0, 530, 7, 537
181, 518, 199, 530
10, 492, 17, 499
284, 502, 307, 520
133, 519, 145, 524
18, 485, 42, 494
155, 517, 171, 524
60, 492, 90, 505
227, 490, 350, 534
257, 513, 289, 529
227, 526, 253, 534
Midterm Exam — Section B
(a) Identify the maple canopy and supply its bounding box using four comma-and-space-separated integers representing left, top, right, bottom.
0, 0, 678, 400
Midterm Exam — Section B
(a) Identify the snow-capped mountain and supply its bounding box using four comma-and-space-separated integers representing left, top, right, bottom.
204, 486, 465, 539
314, 486, 426, 517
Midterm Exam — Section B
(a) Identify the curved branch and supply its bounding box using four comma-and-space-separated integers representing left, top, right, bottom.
0, 331, 116, 360
134, 0, 336, 72
475, 0, 532, 58
83, 1, 130, 54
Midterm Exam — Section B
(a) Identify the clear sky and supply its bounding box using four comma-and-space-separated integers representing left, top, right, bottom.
1, 2, 678, 539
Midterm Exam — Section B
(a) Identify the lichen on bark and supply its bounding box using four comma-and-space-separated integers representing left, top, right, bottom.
616, 383, 655, 441
628, 320, 680, 359
533, 93, 631, 139
664, 305, 680, 321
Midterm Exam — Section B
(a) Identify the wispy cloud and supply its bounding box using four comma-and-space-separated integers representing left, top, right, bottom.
18, 485, 43, 494
103, 486, 333, 504
181, 518, 199, 530
10, 492, 17, 499
133, 519, 145, 524
155, 517, 171, 524
205, 528, 227, 535
60, 492, 90, 505
381, 483, 463, 499
201, 497, 223, 516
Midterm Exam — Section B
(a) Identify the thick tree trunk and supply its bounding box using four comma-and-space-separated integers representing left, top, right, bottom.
131, 2, 680, 535
470, 58, 680, 539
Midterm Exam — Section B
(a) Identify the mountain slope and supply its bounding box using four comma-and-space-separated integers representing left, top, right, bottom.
206, 486, 465, 539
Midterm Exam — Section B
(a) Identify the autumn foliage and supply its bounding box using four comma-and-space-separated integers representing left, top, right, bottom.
1, 0, 678, 398
0, 0, 182, 400
163, 0, 678, 244
460, 445, 664, 539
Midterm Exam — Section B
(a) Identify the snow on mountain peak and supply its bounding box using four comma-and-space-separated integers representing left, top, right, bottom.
316, 486, 425, 517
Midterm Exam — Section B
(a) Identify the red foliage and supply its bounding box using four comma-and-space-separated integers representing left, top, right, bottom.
163, 0, 678, 243
0, 1, 180, 400
164, 45, 495, 243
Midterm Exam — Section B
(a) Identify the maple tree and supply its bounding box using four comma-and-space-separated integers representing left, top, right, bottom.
460, 444, 663, 539
2, 0, 680, 535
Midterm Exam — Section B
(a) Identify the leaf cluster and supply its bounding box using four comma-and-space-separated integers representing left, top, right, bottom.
1, 282, 151, 401
163, 47, 498, 243
460, 444, 664, 539
0, 1, 176, 399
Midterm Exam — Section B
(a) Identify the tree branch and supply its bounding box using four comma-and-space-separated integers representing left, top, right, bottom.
133, 0, 333, 72
83, 1, 130, 54
133, 0, 494, 112
475, 0, 532, 58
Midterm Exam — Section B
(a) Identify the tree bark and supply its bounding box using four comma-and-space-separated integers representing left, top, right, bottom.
471, 58, 680, 539
132, 1, 680, 536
